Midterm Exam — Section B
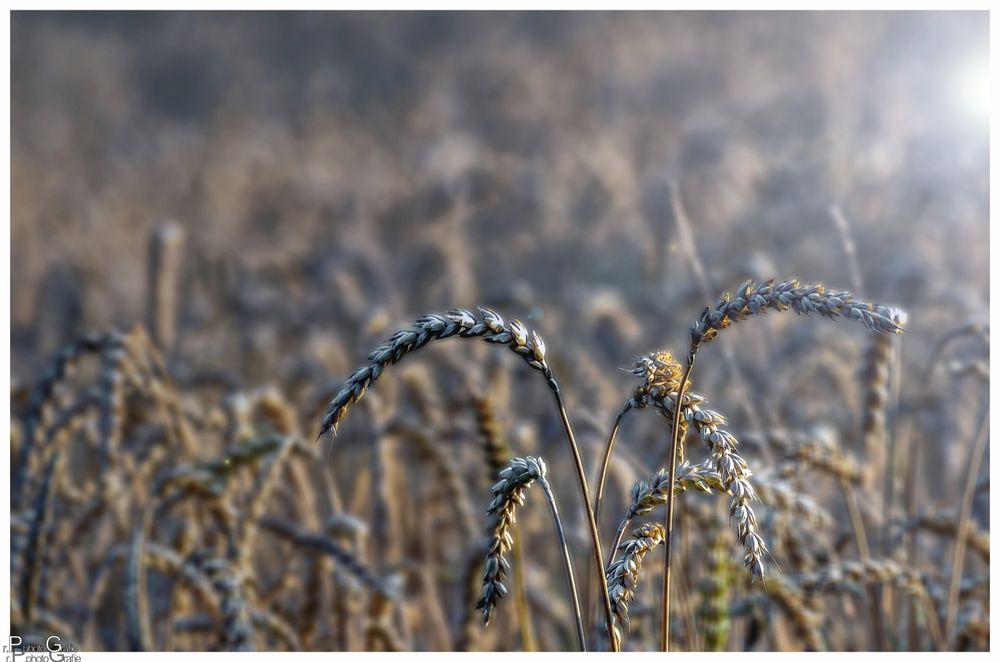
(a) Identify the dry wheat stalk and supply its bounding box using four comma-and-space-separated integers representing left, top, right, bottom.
754, 571, 825, 651
944, 404, 990, 645
901, 509, 989, 563
147, 222, 184, 350
124, 509, 154, 651
258, 516, 398, 598
385, 420, 478, 539
860, 331, 892, 483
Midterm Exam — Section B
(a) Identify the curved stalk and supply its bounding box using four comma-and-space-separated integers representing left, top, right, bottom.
944, 405, 990, 644
585, 399, 633, 637
539, 476, 586, 650
548, 383, 618, 651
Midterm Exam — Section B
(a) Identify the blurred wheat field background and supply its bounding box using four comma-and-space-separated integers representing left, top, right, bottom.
9, 11, 989, 652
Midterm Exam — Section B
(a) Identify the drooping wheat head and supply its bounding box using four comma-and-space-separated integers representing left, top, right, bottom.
318, 309, 549, 439
476, 456, 547, 626
605, 523, 666, 646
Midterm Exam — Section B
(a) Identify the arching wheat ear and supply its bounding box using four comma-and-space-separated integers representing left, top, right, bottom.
316, 307, 618, 649
317, 308, 547, 438
688, 279, 905, 349
476, 457, 586, 651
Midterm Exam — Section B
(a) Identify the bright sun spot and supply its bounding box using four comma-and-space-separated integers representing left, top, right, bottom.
954, 60, 991, 122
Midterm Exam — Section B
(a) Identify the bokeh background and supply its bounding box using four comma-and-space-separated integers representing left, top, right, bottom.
10, 11, 990, 652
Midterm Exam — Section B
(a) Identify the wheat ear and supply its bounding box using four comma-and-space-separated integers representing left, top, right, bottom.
605, 523, 665, 647
317, 307, 617, 648
476, 456, 586, 650
470, 393, 535, 651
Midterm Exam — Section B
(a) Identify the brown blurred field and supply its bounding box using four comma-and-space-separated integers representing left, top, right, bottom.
9, 11, 989, 652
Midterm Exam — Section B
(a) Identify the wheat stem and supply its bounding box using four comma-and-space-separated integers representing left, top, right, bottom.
660, 352, 694, 652
944, 404, 989, 645
538, 475, 586, 650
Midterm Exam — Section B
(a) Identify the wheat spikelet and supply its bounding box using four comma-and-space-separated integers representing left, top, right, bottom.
258, 516, 398, 598
318, 308, 549, 438
642, 386, 767, 582
756, 572, 825, 651
385, 420, 478, 539
475, 455, 585, 648
476, 456, 546, 626
753, 476, 833, 528
251, 608, 301, 651
629, 461, 724, 518
689, 279, 904, 350
774, 427, 863, 484
472, 393, 510, 478
605, 523, 665, 646
696, 521, 732, 651
15, 333, 109, 501
205, 559, 255, 651
902, 509, 989, 563
470, 392, 537, 651
859, 331, 892, 480
18, 451, 62, 628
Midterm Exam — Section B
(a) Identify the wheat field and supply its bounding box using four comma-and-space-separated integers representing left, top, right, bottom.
8, 11, 989, 652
